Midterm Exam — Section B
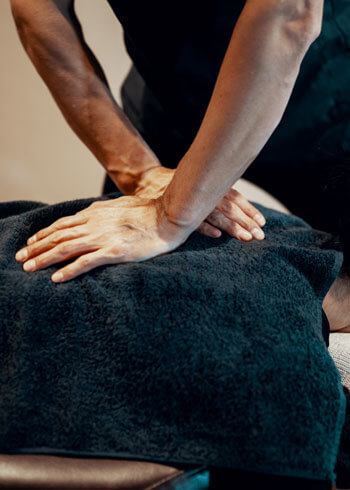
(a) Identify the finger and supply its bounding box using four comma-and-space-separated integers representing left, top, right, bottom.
51, 249, 110, 283
218, 199, 265, 240
206, 210, 253, 241
196, 221, 222, 238
227, 188, 266, 226
15, 225, 88, 262
26, 214, 89, 245
21, 237, 99, 273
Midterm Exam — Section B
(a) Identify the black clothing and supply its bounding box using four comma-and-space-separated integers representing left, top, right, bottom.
101, 1, 350, 487
207, 467, 333, 490
104, 0, 350, 236
322, 309, 331, 348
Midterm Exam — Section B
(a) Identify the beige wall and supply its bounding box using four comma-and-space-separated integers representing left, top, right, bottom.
0, 0, 131, 204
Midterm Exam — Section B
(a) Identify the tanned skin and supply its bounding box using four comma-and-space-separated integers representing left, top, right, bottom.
11, 0, 324, 283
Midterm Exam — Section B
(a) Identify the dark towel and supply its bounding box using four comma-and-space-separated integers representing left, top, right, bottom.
0, 191, 346, 484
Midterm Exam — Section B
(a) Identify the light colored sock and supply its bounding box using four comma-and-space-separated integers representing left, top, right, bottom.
329, 333, 350, 390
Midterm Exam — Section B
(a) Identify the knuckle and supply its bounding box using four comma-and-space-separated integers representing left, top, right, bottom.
243, 219, 257, 231
228, 188, 239, 198
27, 243, 36, 255
230, 223, 241, 234
51, 233, 62, 246
202, 222, 212, 232
79, 256, 91, 268
233, 194, 247, 208
229, 190, 245, 205
108, 245, 119, 256
209, 209, 220, 221
222, 199, 233, 215
58, 242, 70, 254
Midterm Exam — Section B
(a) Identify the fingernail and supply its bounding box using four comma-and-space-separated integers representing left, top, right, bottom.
251, 228, 265, 240
23, 259, 35, 271
254, 214, 266, 226
16, 249, 28, 261
238, 230, 253, 240
52, 272, 63, 282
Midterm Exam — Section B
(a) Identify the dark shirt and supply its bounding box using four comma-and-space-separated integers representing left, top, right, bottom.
322, 309, 331, 348
107, 1, 244, 139
106, 0, 350, 168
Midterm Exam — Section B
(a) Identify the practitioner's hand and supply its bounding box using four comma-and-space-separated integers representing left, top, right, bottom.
14, 195, 190, 283
134, 166, 266, 241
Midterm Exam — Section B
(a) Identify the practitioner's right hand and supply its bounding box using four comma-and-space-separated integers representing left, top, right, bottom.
134, 166, 266, 241
15, 193, 192, 283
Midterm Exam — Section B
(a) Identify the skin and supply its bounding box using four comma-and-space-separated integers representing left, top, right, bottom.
11, 0, 323, 282
9, 0, 266, 243
132, 165, 266, 239
323, 273, 350, 333
14, 194, 192, 283
13, 185, 265, 282
160, 1, 324, 230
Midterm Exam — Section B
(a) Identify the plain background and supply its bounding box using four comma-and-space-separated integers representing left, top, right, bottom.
0, 0, 131, 204
0, 0, 288, 212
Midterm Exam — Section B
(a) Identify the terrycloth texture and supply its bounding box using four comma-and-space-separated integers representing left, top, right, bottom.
0, 191, 346, 484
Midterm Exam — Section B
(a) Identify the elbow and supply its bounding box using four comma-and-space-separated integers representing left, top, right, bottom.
252, 0, 324, 43
283, 0, 324, 43
9, 0, 33, 44
10, 0, 29, 25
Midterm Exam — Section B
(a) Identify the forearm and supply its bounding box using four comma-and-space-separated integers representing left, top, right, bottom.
162, 0, 324, 229
10, 0, 161, 194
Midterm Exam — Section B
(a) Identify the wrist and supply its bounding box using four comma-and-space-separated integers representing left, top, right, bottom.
160, 156, 214, 230
133, 165, 175, 197
108, 162, 162, 196
155, 194, 195, 242
132, 163, 163, 193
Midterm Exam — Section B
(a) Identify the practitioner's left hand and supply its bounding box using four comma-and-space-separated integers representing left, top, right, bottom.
14, 195, 191, 283
134, 166, 266, 241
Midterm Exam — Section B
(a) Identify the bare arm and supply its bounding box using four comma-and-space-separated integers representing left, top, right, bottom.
161, 0, 324, 229
9, 0, 162, 195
